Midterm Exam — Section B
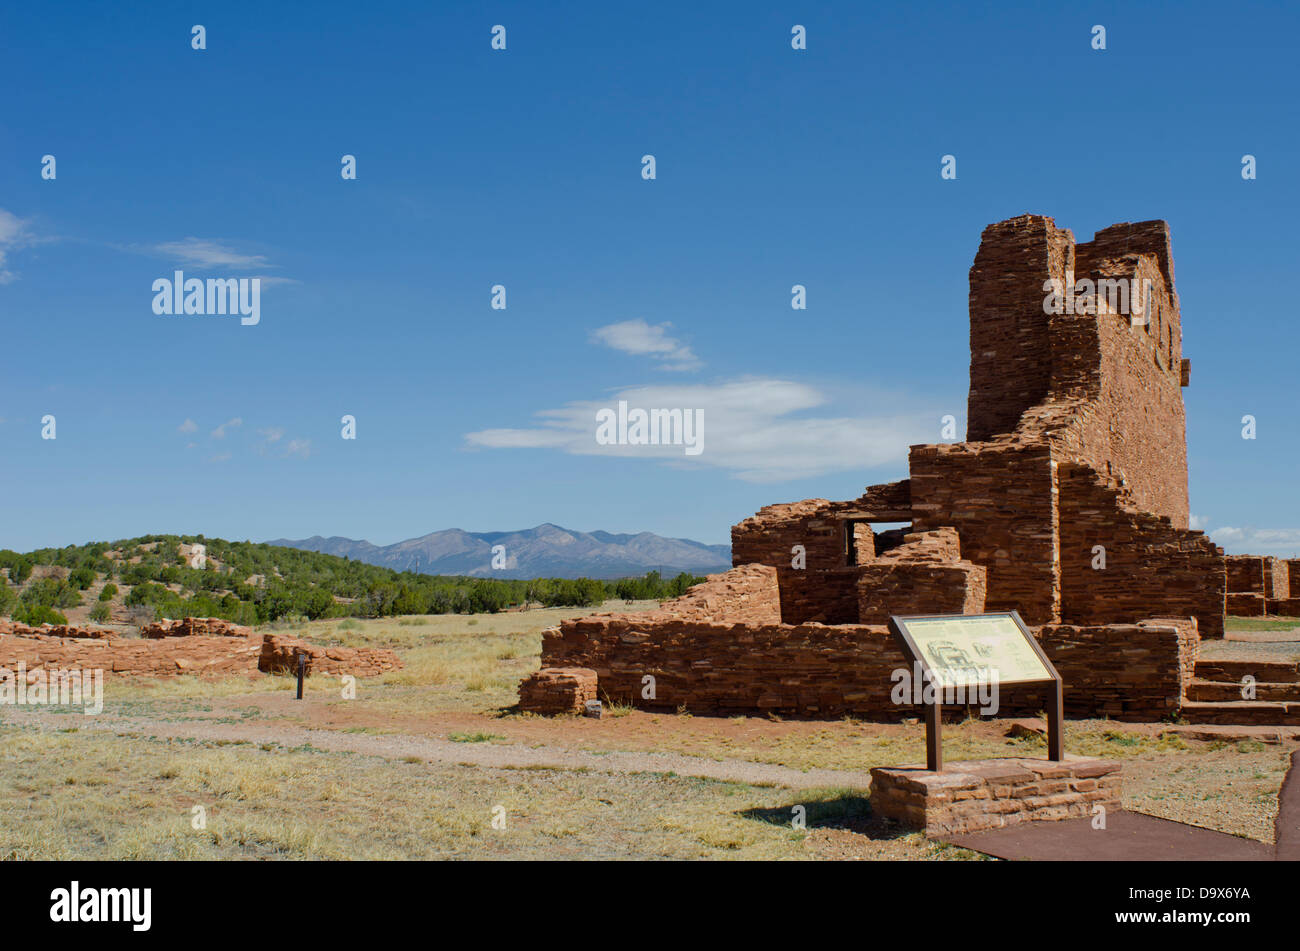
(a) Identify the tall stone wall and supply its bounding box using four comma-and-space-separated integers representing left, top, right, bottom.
1051, 252, 1189, 526
967, 215, 1073, 441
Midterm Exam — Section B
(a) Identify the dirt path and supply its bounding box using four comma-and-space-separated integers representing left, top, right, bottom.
0, 707, 876, 791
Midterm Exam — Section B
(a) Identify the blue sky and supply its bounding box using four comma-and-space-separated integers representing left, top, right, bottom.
1, 1, 1297, 555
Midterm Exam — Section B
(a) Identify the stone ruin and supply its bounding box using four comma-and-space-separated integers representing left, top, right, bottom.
0, 617, 402, 680
521, 214, 1298, 724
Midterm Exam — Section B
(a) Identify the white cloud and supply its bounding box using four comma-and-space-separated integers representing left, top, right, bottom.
284, 438, 312, 459
178, 418, 198, 433
465, 378, 935, 482
1210, 526, 1300, 557
258, 427, 285, 443
1189, 513, 1208, 530
211, 417, 243, 439
591, 320, 701, 371
0, 209, 33, 284
151, 238, 271, 270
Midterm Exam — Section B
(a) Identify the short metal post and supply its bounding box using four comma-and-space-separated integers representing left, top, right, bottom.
296, 651, 305, 700
926, 695, 943, 772
1047, 679, 1064, 761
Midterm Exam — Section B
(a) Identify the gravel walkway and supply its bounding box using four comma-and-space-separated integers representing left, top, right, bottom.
0, 707, 876, 791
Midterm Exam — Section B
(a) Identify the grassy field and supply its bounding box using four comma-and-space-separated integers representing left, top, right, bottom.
1, 606, 1295, 859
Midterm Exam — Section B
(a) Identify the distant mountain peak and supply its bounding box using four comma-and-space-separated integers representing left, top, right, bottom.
265, 524, 731, 580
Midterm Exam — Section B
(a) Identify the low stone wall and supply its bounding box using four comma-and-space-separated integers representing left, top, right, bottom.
527, 610, 1199, 722
0, 632, 263, 677
539, 614, 908, 718
142, 617, 252, 639
1038, 618, 1198, 721
869, 756, 1122, 836
258, 634, 403, 678
0, 621, 113, 639
1228, 593, 1266, 616
1267, 598, 1300, 618
0, 629, 404, 680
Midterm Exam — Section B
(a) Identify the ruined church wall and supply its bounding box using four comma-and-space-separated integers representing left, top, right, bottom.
1051, 255, 1189, 527
907, 442, 1060, 624
534, 614, 1197, 722
1056, 462, 1223, 636
966, 215, 1074, 441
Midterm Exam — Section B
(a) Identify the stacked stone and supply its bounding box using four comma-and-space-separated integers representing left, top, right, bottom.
257, 634, 403, 678
0, 621, 112, 639
1038, 619, 1198, 720
0, 631, 262, 677
856, 528, 986, 625
517, 667, 599, 715
1056, 462, 1224, 636
909, 442, 1060, 625
141, 617, 252, 638
529, 601, 1198, 722
0, 629, 404, 680
1225, 555, 1295, 617
869, 757, 1123, 836
647, 564, 781, 624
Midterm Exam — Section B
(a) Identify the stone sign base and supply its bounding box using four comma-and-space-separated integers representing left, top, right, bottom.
869, 756, 1122, 837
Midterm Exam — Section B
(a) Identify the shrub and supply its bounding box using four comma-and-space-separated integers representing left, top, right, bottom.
88, 601, 112, 623
98, 583, 119, 602
14, 604, 69, 626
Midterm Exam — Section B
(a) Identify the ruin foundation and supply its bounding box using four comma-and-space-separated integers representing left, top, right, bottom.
0, 618, 402, 680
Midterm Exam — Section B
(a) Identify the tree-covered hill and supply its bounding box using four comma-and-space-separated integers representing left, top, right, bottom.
0, 534, 705, 627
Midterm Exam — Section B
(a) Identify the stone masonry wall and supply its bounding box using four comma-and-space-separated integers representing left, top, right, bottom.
532, 609, 1197, 722
908, 442, 1060, 624
1037, 618, 1198, 720
0, 632, 264, 678
1057, 461, 1224, 636
647, 564, 781, 624
0, 629, 403, 680
855, 528, 986, 625
967, 215, 1072, 441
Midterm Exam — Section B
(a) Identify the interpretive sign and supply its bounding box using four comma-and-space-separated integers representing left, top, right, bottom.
889, 611, 1064, 771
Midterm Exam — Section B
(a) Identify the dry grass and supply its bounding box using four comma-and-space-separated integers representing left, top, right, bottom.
0, 724, 956, 861
3, 601, 1295, 860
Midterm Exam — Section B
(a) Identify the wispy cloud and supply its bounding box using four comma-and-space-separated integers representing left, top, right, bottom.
211, 417, 243, 439
591, 320, 701, 371
152, 237, 271, 270
0, 209, 34, 284
258, 427, 285, 444
465, 378, 935, 482
1209, 526, 1300, 557
284, 438, 312, 459
178, 418, 198, 433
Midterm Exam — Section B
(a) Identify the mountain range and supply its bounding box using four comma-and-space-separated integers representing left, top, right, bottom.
265, 524, 733, 580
